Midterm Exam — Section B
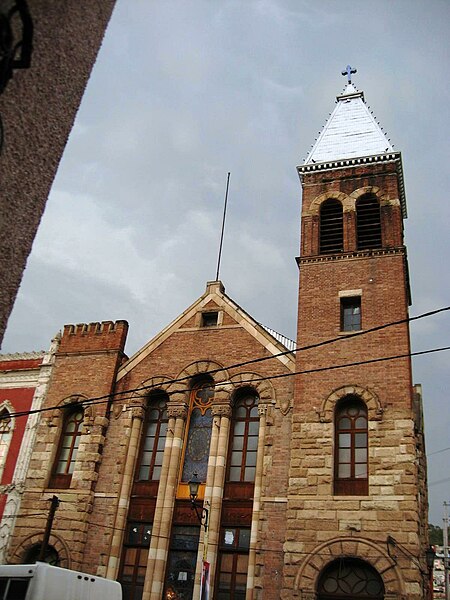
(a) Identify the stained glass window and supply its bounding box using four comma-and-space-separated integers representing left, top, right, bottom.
181, 381, 214, 483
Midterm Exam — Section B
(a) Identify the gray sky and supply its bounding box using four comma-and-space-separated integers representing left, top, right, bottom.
3, 0, 449, 524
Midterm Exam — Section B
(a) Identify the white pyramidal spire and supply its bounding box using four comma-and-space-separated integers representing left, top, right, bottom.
304, 81, 393, 165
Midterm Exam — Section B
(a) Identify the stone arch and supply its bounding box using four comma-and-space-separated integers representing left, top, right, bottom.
294, 536, 405, 598
127, 376, 174, 409
9, 531, 71, 568
349, 186, 394, 209
0, 400, 15, 431
318, 385, 383, 423
229, 372, 275, 406
46, 394, 89, 428
169, 360, 232, 404
306, 191, 352, 216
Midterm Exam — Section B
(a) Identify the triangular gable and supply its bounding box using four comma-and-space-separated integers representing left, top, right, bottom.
116, 281, 295, 381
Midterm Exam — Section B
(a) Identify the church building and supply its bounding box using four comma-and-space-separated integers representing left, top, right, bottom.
4, 75, 428, 599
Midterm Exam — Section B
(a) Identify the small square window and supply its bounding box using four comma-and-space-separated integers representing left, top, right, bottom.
201, 312, 218, 327
341, 297, 361, 331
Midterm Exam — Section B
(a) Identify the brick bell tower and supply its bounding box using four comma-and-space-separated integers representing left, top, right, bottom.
282, 70, 428, 599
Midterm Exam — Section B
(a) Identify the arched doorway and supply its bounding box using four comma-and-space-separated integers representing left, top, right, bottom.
23, 543, 60, 566
317, 558, 384, 599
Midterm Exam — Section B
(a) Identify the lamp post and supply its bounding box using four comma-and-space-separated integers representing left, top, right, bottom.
425, 545, 436, 600
188, 472, 209, 533
188, 473, 211, 599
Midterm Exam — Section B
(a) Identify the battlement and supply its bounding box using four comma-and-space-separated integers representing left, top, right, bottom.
58, 320, 129, 354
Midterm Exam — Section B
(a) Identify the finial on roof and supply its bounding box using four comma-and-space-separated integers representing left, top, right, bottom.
341, 64, 357, 84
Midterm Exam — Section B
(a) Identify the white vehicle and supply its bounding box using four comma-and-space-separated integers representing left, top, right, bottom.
0, 562, 122, 600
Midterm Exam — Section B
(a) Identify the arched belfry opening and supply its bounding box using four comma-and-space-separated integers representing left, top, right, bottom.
320, 199, 344, 254
317, 558, 385, 599
356, 194, 382, 250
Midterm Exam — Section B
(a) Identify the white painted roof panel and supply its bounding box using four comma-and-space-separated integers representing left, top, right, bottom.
304, 84, 393, 164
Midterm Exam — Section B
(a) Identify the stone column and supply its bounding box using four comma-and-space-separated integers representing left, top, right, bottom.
192, 403, 231, 599
106, 404, 145, 579
144, 403, 187, 600
246, 403, 268, 600
143, 413, 176, 588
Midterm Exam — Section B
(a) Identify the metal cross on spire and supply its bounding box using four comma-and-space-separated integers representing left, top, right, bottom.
341, 64, 357, 84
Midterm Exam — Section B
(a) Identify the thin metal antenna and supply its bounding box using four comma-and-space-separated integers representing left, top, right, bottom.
215, 172, 231, 281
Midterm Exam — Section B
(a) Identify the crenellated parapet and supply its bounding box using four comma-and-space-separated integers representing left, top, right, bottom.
58, 320, 129, 354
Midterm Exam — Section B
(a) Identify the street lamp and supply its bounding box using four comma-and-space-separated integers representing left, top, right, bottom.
188, 472, 209, 532
425, 545, 436, 600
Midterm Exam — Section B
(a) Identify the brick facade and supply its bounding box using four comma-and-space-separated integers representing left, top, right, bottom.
3, 81, 428, 600
280, 153, 427, 598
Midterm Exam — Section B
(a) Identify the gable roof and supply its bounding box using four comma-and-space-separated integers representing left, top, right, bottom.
304, 83, 393, 165
116, 281, 296, 381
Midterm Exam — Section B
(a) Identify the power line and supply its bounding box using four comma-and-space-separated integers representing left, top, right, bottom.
429, 447, 450, 456
4, 344, 450, 421
2, 305, 449, 421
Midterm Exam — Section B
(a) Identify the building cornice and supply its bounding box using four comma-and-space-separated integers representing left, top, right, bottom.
0, 352, 44, 361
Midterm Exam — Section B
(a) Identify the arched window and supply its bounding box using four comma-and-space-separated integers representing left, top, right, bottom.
136, 391, 168, 482
49, 407, 84, 488
227, 390, 259, 483
317, 558, 384, 599
334, 396, 368, 495
216, 390, 259, 600
163, 378, 214, 600
320, 199, 344, 254
180, 377, 214, 484
0, 408, 13, 481
120, 393, 167, 600
356, 195, 382, 250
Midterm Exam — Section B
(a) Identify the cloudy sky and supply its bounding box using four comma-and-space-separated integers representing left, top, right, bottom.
2, 0, 449, 523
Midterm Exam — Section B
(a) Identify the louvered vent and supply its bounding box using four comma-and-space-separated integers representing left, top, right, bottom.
356, 196, 382, 250
320, 200, 343, 254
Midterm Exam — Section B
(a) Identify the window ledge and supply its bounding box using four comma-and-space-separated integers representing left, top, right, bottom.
338, 330, 363, 336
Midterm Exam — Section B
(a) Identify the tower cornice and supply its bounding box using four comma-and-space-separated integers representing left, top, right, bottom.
297, 152, 407, 218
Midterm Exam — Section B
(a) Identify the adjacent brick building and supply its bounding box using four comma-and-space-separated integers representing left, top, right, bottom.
0, 0, 116, 345
4, 80, 429, 599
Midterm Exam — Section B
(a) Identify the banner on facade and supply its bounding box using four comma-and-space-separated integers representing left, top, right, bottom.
200, 560, 210, 600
